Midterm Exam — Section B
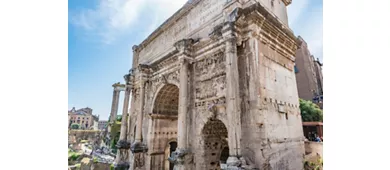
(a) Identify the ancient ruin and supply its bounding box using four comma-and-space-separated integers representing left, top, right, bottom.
110, 0, 305, 169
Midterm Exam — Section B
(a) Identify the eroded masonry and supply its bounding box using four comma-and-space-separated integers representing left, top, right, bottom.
110, 0, 304, 169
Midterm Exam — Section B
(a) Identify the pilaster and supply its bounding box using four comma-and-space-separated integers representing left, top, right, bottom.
222, 22, 243, 169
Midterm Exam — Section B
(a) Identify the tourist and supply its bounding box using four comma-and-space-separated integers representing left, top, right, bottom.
315, 135, 322, 142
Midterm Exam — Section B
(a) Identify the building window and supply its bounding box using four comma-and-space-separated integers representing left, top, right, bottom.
86, 124, 88, 128
82, 121, 84, 123
78, 117, 80, 119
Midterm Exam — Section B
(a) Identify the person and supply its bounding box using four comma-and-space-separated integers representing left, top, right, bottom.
315, 135, 322, 142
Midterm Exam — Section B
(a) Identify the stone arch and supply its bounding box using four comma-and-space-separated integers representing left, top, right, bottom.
196, 103, 228, 136
148, 76, 180, 114
152, 84, 179, 115
200, 118, 229, 170
147, 82, 179, 169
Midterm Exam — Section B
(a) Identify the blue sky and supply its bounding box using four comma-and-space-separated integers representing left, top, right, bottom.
68, 0, 323, 120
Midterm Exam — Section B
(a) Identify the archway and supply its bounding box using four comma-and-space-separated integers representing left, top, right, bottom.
201, 118, 229, 170
150, 84, 179, 169
152, 84, 179, 115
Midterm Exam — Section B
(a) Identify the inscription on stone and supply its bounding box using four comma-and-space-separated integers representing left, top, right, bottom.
188, 0, 224, 31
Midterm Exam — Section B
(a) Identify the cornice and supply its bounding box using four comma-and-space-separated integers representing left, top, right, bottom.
235, 2, 298, 60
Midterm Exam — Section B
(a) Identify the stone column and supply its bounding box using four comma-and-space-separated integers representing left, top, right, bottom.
130, 65, 148, 153
110, 83, 121, 125
177, 57, 189, 150
223, 22, 242, 168
169, 39, 193, 170
114, 72, 134, 170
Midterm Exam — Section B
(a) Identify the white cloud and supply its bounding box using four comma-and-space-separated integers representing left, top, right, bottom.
70, 0, 322, 61
70, 0, 187, 44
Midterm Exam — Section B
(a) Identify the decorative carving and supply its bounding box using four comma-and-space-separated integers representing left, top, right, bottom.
154, 56, 178, 72
195, 75, 226, 100
209, 24, 223, 40
134, 153, 145, 168
195, 52, 225, 81
174, 39, 194, 54
166, 70, 179, 83
116, 140, 131, 149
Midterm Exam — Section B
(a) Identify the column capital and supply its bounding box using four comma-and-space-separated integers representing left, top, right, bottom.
138, 64, 151, 74
174, 38, 194, 55
178, 55, 194, 65
124, 73, 134, 86
113, 83, 126, 91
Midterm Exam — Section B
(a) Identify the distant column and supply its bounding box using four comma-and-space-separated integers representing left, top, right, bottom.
110, 83, 121, 125
114, 72, 134, 170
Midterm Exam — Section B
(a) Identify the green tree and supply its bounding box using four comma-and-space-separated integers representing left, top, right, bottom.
116, 115, 122, 122
70, 123, 80, 130
299, 99, 323, 122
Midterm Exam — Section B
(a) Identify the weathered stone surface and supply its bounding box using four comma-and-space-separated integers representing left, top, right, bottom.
121, 0, 305, 169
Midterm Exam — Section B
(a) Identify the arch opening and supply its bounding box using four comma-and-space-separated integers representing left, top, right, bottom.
149, 84, 179, 169
152, 84, 179, 115
201, 119, 229, 170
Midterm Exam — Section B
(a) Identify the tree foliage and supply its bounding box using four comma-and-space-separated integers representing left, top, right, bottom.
116, 115, 122, 122
299, 99, 323, 122
71, 123, 80, 130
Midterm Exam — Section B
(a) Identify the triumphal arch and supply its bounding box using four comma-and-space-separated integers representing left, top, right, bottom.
112, 0, 305, 169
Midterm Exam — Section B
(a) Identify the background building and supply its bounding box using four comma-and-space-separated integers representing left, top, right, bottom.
295, 36, 323, 108
98, 120, 108, 130
68, 107, 97, 129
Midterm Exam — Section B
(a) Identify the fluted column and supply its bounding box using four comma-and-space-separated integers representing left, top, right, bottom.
114, 73, 133, 170
223, 22, 242, 167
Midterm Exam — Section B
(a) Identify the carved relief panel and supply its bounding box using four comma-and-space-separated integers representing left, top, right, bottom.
195, 52, 225, 82
195, 75, 226, 100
